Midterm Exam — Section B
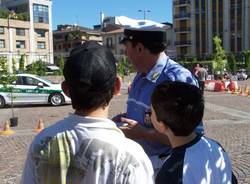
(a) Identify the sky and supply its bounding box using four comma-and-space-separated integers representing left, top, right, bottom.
52, 0, 172, 30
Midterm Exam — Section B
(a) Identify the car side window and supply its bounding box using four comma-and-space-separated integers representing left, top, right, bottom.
15, 76, 23, 85
22, 77, 40, 86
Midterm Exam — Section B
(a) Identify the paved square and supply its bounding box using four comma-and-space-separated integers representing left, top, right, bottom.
0, 80, 250, 183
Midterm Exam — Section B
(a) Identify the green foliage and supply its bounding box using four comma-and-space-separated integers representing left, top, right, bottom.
0, 57, 17, 116
227, 53, 237, 74
15, 12, 29, 21
0, 57, 17, 86
0, 8, 10, 19
0, 8, 29, 21
19, 54, 25, 73
242, 50, 250, 74
12, 58, 17, 74
213, 36, 226, 74
57, 55, 64, 76
117, 57, 134, 78
26, 60, 46, 76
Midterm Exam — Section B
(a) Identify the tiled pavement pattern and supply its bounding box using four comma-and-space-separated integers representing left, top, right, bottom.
0, 79, 250, 184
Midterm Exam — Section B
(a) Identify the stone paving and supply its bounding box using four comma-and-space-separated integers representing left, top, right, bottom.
0, 80, 250, 183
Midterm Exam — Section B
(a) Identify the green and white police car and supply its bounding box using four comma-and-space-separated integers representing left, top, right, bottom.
0, 73, 71, 108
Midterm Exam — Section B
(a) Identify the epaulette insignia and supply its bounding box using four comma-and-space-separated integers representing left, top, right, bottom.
151, 72, 160, 81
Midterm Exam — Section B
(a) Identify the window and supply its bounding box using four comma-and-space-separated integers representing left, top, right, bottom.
37, 41, 46, 49
0, 27, 4, 34
0, 40, 5, 48
22, 76, 40, 86
33, 4, 49, 23
106, 37, 113, 48
119, 49, 125, 55
35, 29, 46, 37
16, 40, 25, 49
118, 36, 123, 43
16, 28, 25, 36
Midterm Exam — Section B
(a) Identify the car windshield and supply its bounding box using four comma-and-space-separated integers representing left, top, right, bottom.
37, 76, 58, 84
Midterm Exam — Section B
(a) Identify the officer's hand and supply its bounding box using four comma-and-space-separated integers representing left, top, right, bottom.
111, 112, 126, 122
119, 117, 147, 140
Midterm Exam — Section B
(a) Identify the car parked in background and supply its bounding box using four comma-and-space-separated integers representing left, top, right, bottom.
0, 73, 71, 108
45, 64, 60, 75
236, 69, 248, 80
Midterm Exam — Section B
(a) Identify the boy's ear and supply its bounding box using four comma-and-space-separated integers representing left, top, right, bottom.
61, 81, 70, 97
113, 76, 122, 96
158, 121, 168, 134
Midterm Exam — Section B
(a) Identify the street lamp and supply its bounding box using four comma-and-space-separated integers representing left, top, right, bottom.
138, 9, 151, 20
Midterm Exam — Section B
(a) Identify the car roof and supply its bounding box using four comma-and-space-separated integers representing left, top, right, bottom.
16, 73, 37, 77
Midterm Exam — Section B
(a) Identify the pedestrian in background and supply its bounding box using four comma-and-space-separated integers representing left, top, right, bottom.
194, 63, 208, 92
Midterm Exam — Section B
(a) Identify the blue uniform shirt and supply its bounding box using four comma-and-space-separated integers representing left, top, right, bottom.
126, 52, 204, 156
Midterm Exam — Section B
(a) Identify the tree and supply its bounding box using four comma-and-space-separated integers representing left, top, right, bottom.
227, 53, 237, 74
0, 57, 17, 122
19, 54, 25, 73
26, 60, 46, 76
16, 12, 29, 21
213, 36, 226, 74
0, 8, 10, 19
12, 58, 17, 74
242, 50, 250, 74
117, 57, 134, 78
58, 55, 64, 76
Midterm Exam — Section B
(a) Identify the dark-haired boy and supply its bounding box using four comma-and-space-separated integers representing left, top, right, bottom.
151, 81, 237, 184
21, 41, 154, 184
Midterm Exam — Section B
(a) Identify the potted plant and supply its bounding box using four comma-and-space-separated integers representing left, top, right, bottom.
0, 57, 18, 127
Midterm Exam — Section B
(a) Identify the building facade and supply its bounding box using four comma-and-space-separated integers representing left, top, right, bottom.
0, 0, 53, 69
102, 28, 125, 60
53, 24, 102, 63
173, 0, 250, 59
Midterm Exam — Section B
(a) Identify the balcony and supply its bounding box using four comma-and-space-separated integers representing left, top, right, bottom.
174, 27, 191, 32
174, 0, 191, 6
174, 13, 191, 19
175, 41, 191, 46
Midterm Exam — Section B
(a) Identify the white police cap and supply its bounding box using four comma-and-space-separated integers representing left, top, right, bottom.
116, 16, 166, 44
116, 16, 166, 31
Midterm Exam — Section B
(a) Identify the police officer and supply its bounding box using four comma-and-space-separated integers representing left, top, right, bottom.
113, 16, 204, 173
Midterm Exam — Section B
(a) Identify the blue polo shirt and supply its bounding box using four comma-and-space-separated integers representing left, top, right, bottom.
126, 52, 204, 156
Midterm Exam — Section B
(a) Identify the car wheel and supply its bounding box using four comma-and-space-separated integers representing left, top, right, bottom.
49, 93, 64, 106
0, 96, 6, 108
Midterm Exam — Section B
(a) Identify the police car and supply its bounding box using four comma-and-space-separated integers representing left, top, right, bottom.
0, 73, 71, 108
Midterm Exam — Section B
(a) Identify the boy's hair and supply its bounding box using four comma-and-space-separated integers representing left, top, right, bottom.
151, 81, 204, 136
63, 41, 117, 111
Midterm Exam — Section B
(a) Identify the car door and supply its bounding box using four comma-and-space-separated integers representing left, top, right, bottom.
10, 76, 25, 104
15, 76, 49, 104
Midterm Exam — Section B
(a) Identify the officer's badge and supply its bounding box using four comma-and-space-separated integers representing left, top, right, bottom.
151, 72, 160, 81
144, 111, 153, 128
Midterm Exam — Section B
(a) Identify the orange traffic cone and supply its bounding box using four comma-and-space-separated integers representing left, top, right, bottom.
116, 75, 122, 96
240, 87, 248, 96
245, 86, 250, 97
238, 87, 242, 95
0, 121, 15, 135
34, 119, 45, 133
232, 87, 238, 94
245, 86, 249, 94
